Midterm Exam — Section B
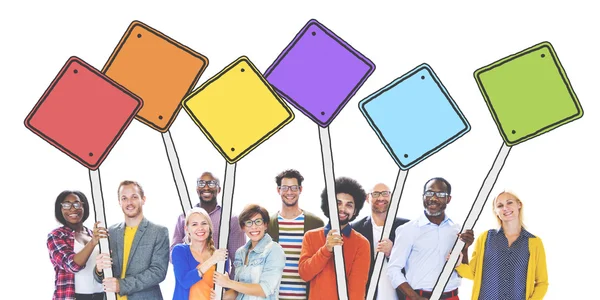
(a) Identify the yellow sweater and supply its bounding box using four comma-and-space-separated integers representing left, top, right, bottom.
456, 230, 549, 300
118, 226, 138, 300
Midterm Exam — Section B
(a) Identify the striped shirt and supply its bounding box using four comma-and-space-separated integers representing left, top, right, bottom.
277, 213, 307, 300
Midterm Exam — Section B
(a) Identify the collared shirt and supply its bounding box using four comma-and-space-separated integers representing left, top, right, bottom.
479, 228, 532, 300
387, 211, 462, 292
171, 203, 247, 279
233, 233, 286, 300
372, 224, 398, 300
323, 222, 352, 237
47, 225, 93, 300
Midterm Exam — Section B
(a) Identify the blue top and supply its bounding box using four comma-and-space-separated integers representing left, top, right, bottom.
479, 228, 533, 300
171, 244, 230, 300
233, 233, 285, 300
323, 222, 353, 237
387, 211, 462, 291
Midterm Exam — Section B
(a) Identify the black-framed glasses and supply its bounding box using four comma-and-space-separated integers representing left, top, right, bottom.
197, 180, 218, 188
424, 191, 448, 198
279, 185, 300, 192
61, 202, 83, 210
243, 218, 264, 227
371, 191, 391, 198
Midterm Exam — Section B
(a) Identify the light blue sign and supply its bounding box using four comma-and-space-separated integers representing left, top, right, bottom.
359, 63, 470, 170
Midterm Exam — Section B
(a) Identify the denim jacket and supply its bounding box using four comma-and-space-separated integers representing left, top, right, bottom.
233, 233, 285, 300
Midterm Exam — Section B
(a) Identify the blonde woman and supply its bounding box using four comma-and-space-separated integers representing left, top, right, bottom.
172, 207, 229, 300
456, 191, 549, 299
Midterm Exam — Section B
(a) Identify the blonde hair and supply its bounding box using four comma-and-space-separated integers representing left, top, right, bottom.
492, 190, 525, 229
184, 207, 216, 254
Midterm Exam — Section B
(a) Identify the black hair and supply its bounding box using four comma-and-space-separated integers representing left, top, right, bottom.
275, 169, 304, 187
423, 177, 452, 195
320, 177, 366, 222
54, 190, 90, 226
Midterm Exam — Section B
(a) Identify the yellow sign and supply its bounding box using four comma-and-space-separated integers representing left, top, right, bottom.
182, 56, 294, 163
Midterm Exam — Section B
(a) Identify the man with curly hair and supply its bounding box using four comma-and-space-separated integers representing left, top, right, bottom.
298, 177, 371, 300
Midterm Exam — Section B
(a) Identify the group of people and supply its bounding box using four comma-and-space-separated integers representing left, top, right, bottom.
47, 169, 549, 300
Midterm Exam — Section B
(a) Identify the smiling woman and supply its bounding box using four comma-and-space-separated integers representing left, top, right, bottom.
172, 207, 229, 300
215, 204, 285, 300
47, 191, 106, 300
456, 191, 549, 300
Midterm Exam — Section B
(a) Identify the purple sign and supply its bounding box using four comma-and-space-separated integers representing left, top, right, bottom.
265, 19, 375, 127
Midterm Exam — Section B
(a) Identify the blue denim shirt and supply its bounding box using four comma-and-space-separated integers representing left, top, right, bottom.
233, 233, 285, 300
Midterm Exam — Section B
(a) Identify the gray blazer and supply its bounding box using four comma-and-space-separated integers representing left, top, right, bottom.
94, 217, 169, 300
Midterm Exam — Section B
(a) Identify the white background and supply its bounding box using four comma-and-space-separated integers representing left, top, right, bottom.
1, 1, 597, 299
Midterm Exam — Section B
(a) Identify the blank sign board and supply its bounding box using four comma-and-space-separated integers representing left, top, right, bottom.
103, 21, 208, 132
182, 56, 294, 163
359, 64, 470, 170
24, 57, 143, 170
265, 19, 375, 127
475, 41, 583, 146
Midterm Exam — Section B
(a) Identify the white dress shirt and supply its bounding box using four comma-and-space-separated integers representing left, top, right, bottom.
387, 211, 462, 292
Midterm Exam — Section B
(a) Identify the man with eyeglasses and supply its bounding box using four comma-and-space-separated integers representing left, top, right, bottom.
267, 169, 324, 300
169, 171, 246, 279
352, 183, 409, 300
387, 177, 474, 300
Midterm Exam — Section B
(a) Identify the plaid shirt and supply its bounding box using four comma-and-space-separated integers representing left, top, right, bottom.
47, 225, 93, 300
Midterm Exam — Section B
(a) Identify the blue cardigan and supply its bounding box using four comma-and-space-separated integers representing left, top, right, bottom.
172, 244, 230, 300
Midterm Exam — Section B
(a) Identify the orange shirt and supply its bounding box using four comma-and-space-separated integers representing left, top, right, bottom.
189, 265, 215, 300
299, 227, 370, 300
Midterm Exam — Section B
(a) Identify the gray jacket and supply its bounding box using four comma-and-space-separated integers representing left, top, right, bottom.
94, 217, 169, 300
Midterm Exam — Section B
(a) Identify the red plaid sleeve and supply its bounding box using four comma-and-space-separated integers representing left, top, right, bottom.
47, 228, 85, 272
48, 226, 83, 300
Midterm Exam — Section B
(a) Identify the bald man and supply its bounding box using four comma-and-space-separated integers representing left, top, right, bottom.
352, 183, 409, 300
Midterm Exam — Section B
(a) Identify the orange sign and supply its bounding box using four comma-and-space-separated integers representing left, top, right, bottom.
103, 21, 208, 132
